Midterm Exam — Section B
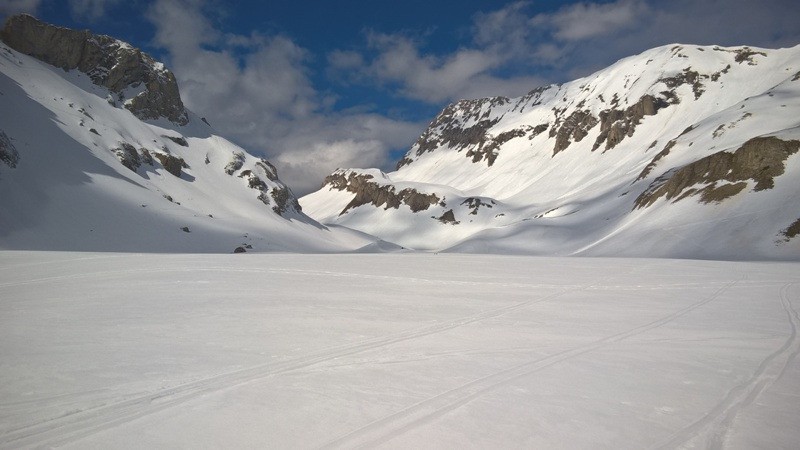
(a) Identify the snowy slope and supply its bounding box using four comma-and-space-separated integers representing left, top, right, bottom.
302, 44, 800, 260
1, 252, 798, 448
0, 17, 381, 253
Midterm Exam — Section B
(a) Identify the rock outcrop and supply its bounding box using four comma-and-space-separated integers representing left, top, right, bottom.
0, 14, 188, 125
461, 197, 494, 215
550, 109, 598, 155
593, 95, 668, 152
437, 209, 459, 224
234, 158, 301, 216
323, 170, 440, 215
780, 217, 800, 241
0, 131, 19, 169
635, 137, 800, 208
112, 142, 188, 177
153, 152, 188, 177
224, 152, 245, 175
269, 186, 301, 216
399, 97, 509, 168
659, 67, 706, 100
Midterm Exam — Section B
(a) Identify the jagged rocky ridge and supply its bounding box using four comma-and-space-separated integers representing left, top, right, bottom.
1, 14, 188, 125
0, 14, 306, 219
302, 43, 800, 259
0, 16, 369, 253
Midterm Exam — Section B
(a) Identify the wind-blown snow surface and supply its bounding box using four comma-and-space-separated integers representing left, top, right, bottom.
0, 42, 375, 253
1, 251, 798, 448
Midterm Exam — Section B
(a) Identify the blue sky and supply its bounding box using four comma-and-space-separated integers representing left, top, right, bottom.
2, 0, 800, 194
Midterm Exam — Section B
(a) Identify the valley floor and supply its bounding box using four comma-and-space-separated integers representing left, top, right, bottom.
0, 252, 798, 449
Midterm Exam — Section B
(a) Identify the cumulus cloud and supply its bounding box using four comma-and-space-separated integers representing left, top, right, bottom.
366, 33, 502, 101
0, 0, 41, 16
533, 0, 646, 41
556, 0, 798, 77
473, 0, 800, 79
330, 30, 547, 104
68, 0, 122, 21
146, 0, 421, 195
327, 50, 365, 73
473, 1, 531, 52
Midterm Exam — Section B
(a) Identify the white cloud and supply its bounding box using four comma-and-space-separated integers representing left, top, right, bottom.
473, 1, 530, 50
532, 0, 647, 41
367, 33, 500, 101
528, 0, 800, 78
0, 0, 41, 16
146, 0, 421, 196
147, 0, 217, 52
68, 0, 122, 21
331, 30, 547, 103
473, 0, 800, 79
262, 111, 422, 194
328, 50, 365, 72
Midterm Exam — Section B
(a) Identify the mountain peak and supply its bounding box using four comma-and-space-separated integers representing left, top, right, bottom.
0, 17, 382, 252
302, 42, 800, 260
0, 14, 189, 126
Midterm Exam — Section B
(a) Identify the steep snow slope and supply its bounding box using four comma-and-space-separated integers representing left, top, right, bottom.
302, 44, 800, 260
0, 17, 379, 253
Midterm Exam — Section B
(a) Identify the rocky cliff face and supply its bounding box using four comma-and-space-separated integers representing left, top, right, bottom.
0, 14, 188, 125
634, 137, 800, 208
0, 131, 19, 169
321, 169, 440, 215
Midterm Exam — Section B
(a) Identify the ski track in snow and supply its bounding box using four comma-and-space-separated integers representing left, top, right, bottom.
653, 282, 800, 450
0, 267, 600, 448
321, 280, 740, 449
1, 259, 765, 293
1, 254, 798, 448
0, 265, 581, 291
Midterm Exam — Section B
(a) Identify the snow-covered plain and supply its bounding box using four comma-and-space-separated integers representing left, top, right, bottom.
1, 251, 798, 449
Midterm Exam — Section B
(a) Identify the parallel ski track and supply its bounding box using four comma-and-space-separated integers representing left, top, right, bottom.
653, 282, 800, 449
0, 268, 587, 448
0, 265, 582, 291
0, 264, 748, 292
4, 264, 785, 449
321, 280, 739, 449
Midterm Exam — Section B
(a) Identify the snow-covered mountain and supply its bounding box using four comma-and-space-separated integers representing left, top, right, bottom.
0, 14, 382, 253
302, 44, 800, 260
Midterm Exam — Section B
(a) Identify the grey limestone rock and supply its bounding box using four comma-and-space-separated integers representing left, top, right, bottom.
1, 14, 189, 125
323, 170, 440, 215
0, 131, 19, 169
635, 136, 800, 208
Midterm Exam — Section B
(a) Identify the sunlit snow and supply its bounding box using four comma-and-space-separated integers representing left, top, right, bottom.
1, 252, 798, 448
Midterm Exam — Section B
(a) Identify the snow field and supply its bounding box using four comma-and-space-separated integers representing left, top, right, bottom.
1, 252, 798, 448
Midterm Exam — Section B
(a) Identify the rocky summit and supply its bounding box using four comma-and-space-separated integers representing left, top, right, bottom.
302, 44, 800, 260
1, 14, 188, 125
0, 15, 377, 253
